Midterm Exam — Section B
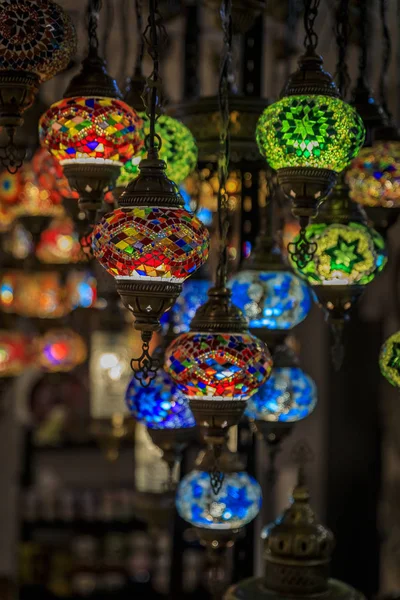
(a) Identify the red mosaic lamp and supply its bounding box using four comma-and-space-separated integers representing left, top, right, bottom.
39, 0, 143, 224
0, 0, 76, 173
38, 328, 87, 373
93, 0, 209, 386
0, 331, 37, 377
165, 0, 272, 489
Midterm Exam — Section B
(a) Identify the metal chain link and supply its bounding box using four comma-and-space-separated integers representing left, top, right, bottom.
334, 0, 350, 99
87, 0, 102, 50
303, 0, 321, 52
216, 0, 233, 288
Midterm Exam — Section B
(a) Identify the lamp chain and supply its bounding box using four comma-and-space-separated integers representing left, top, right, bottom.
334, 0, 350, 99
303, 0, 321, 52
142, 0, 167, 154
379, 0, 392, 118
88, 0, 102, 51
130, 332, 160, 386
216, 0, 233, 289
357, 0, 370, 87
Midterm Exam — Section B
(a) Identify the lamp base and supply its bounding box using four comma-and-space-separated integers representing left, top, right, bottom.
63, 162, 121, 223
147, 427, 197, 471
116, 279, 182, 332
277, 167, 337, 219
225, 577, 366, 600
313, 284, 365, 322
189, 398, 246, 445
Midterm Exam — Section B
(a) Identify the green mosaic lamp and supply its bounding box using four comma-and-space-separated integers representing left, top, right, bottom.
380, 331, 400, 388
255, 4, 365, 268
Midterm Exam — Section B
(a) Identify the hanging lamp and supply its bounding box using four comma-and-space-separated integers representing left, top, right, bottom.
0, 0, 76, 173
380, 331, 400, 389
346, 0, 400, 233
39, 0, 143, 225
229, 194, 311, 347
165, 0, 271, 496
93, 0, 209, 386
225, 459, 365, 600
255, 0, 365, 269
289, 176, 386, 368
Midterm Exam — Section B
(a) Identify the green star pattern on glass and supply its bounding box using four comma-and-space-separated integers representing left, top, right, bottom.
117, 113, 198, 187
256, 95, 365, 172
289, 222, 386, 286
380, 332, 400, 388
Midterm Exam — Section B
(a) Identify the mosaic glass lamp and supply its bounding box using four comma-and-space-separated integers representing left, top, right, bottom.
126, 367, 196, 473
39, 5, 143, 222
176, 447, 261, 533
66, 271, 97, 310
0, 331, 36, 377
38, 329, 87, 373
255, 52, 365, 223
93, 155, 210, 383
346, 142, 400, 209
167, 278, 211, 335
380, 331, 400, 388
0, 0, 76, 171
165, 285, 272, 446
176, 445, 262, 530
32, 147, 79, 205
36, 218, 82, 264
0, 271, 67, 319
117, 114, 197, 189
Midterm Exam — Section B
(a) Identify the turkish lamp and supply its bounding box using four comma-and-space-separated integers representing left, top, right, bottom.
256, 49, 365, 267
0, 330, 37, 411
0, 0, 77, 173
380, 330, 400, 389
246, 342, 317, 479
225, 470, 365, 600
39, 31, 143, 225
93, 152, 210, 386
229, 217, 311, 349
165, 285, 272, 449
289, 176, 387, 368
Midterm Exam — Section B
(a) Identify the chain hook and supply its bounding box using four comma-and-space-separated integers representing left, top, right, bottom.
288, 223, 317, 269
209, 444, 224, 496
130, 331, 160, 387
0, 128, 25, 174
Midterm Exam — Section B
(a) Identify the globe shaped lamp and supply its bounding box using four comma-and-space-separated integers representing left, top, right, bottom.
38, 328, 87, 373
229, 223, 311, 347
39, 18, 143, 223
117, 114, 197, 190
93, 154, 210, 382
0, 331, 37, 378
0, 0, 76, 170
0, 271, 68, 319
176, 445, 262, 533
246, 343, 317, 450
125, 368, 196, 472
255, 50, 365, 223
165, 285, 272, 446
346, 141, 400, 210
380, 331, 400, 389
165, 278, 211, 336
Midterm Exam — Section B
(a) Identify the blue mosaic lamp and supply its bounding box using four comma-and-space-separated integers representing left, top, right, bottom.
167, 278, 211, 335
229, 207, 312, 344
125, 368, 195, 430
176, 446, 262, 530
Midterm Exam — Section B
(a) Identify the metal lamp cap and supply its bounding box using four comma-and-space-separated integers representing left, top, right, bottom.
64, 48, 122, 100
281, 48, 339, 99
190, 285, 249, 333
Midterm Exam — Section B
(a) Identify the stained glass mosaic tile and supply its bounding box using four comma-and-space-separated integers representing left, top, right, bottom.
256, 95, 365, 172
346, 142, 400, 208
165, 332, 272, 400
125, 369, 195, 429
229, 270, 311, 330
176, 470, 262, 530
290, 222, 387, 286
0, 0, 76, 81
93, 207, 209, 282
39, 97, 143, 164
246, 366, 317, 422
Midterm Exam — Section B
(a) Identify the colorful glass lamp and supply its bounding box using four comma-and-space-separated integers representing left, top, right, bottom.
255, 7, 365, 266
0, 0, 76, 172
176, 445, 262, 531
126, 368, 196, 473
39, 2, 143, 223
0, 331, 36, 378
289, 176, 386, 367
380, 331, 400, 389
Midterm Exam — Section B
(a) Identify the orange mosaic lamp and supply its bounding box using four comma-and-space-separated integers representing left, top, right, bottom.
0, 271, 67, 319
0, 331, 37, 377
39, 2, 143, 223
